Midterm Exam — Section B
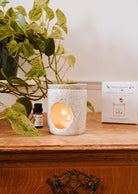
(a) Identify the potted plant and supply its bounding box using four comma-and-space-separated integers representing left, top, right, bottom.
0, 0, 94, 136
0, 0, 26, 79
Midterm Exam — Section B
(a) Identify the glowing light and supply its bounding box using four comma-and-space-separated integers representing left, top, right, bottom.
61, 109, 67, 116
67, 115, 71, 121
51, 103, 73, 129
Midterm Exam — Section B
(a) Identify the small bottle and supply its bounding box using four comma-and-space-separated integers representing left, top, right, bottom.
33, 103, 43, 128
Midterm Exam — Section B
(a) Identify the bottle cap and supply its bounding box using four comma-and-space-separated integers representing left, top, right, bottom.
33, 103, 43, 113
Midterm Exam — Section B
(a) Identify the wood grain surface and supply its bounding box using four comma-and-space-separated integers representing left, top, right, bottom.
0, 150, 138, 168
0, 166, 138, 194
0, 113, 138, 151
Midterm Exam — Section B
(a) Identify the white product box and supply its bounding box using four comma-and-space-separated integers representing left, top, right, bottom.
102, 82, 138, 124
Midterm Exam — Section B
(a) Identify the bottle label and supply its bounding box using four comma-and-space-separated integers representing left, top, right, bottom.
33, 114, 43, 127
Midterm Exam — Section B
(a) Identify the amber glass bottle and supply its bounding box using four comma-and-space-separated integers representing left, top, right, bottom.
33, 103, 43, 128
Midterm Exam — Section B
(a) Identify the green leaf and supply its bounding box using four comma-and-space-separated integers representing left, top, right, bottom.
50, 26, 64, 40
33, 0, 49, 9
56, 9, 68, 34
27, 32, 46, 53
0, 9, 4, 18
0, 0, 9, 7
44, 6, 54, 21
16, 97, 32, 117
2, 103, 27, 124
55, 44, 64, 55
61, 25, 67, 34
15, 12, 27, 35
56, 9, 66, 25
67, 81, 78, 84
0, 25, 13, 41
66, 55, 76, 67
29, 8, 42, 21
7, 40, 17, 55
22, 39, 34, 58
10, 20, 19, 33
25, 57, 45, 78
11, 103, 27, 116
2, 107, 11, 124
7, 40, 22, 56
11, 116, 43, 136
15, 6, 27, 16
3, 107, 43, 136
10, 20, 27, 35
45, 38, 55, 56
87, 101, 95, 113
6, 7, 15, 18
9, 76, 30, 87
29, 22, 44, 34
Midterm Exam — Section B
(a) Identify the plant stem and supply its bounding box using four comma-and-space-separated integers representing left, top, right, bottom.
40, 53, 48, 90
58, 58, 66, 73
55, 56, 63, 84
0, 116, 6, 120
21, 59, 27, 67
57, 55, 61, 64
14, 57, 47, 98
0, 102, 9, 108
62, 66, 70, 80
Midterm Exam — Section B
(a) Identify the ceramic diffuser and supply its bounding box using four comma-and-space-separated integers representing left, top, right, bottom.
47, 84, 87, 135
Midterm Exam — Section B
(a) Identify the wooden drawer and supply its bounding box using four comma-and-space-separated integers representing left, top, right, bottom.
0, 113, 138, 193
0, 166, 138, 194
0, 151, 138, 194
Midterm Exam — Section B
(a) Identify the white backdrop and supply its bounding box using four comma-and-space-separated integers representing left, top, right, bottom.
6, 0, 138, 81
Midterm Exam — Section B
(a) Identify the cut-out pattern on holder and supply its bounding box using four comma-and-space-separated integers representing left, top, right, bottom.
51, 103, 73, 129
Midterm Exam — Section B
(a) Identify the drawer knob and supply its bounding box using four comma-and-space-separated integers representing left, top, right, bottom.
46, 169, 101, 194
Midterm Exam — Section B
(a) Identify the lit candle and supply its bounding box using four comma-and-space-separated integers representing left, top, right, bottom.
51, 103, 73, 129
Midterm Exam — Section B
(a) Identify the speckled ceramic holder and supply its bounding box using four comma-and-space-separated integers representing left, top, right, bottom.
47, 84, 87, 135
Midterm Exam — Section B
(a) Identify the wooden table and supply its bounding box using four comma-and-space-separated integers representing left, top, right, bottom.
0, 113, 138, 194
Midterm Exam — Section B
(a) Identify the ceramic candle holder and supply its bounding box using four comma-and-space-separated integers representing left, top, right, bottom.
47, 84, 87, 135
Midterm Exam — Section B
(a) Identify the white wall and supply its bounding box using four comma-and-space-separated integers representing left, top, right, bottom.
1, 0, 138, 112
6, 0, 138, 82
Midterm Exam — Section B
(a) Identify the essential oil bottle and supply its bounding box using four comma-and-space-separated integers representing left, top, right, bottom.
33, 103, 43, 128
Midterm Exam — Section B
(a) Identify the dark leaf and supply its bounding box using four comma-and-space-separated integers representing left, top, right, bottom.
45, 38, 55, 56
16, 97, 32, 117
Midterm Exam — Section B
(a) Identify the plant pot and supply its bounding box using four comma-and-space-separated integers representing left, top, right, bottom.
47, 84, 87, 135
0, 37, 20, 80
